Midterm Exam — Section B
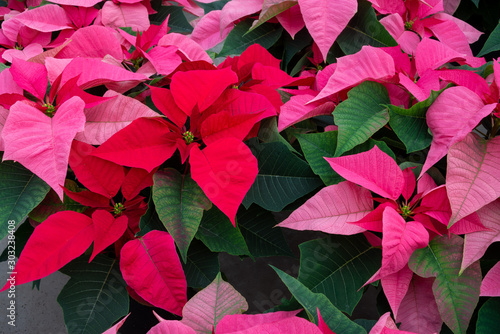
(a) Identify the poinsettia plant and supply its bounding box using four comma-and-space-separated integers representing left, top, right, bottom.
1, 0, 500, 333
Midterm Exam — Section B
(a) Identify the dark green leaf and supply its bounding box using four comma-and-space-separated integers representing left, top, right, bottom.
243, 142, 322, 211
448, 63, 492, 77
348, 138, 396, 161
249, 1, 297, 32
297, 132, 396, 186
296, 131, 342, 186
218, 21, 283, 57
181, 239, 220, 289
471, 0, 480, 7
284, 120, 318, 137
265, 297, 302, 313
478, 22, 500, 56
0, 161, 50, 240
150, 5, 193, 33
238, 205, 293, 257
282, 28, 313, 71
378, 136, 407, 151
326, 41, 347, 64
29, 180, 87, 224
0, 221, 34, 261
388, 88, 445, 153
58, 254, 129, 334
337, 0, 397, 55
119, 27, 136, 36
196, 0, 231, 12
196, 206, 251, 256
334, 81, 391, 157
272, 266, 367, 334
290, 50, 312, 77
153, 169, 212, 262
298, 235, 382, 315
0, 63, 7, 73
258, 117, 299, 154
137, 196, 166, 237
476, 298, 500, 334
354, 319, 377, 332
409, 235, 481, 334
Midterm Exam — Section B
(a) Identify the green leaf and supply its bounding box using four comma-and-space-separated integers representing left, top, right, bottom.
476, 298, 500, 334
297, 132, 396, 186
350, 138, 396, 161
0, 63, 7, 73
272, 266, 367, 334
388, 89, 445, 153
218, 20, 283, 57
448, 63, 492, 77
29, 180, 86, 223
0, 220, 34, 261
0, 161, 50, 240
354, 319, 377, 332
137, 196, 166, 237
249, 1, 297, 32
334, 81, 391, 157
388, 104, 431, 153
258, 117, 299, 155
296, 131, 342, 186
408, 235, 481, 334
119, 27, 136, 36
150, 5, 193, 33
243, 142, 322, 211
57, 254, 129, 334
336, 0, 398, 55
196, 206, 251, 256
282, 28, 313, 71
471, 0, 480, 7
298, 235, 382, 315
197, 0, 230, 12
182, 238, 220, 289
478, 22, 500, 56
153, 169, 212, 263
290, 50, 312, 77
237, 205, 293, 257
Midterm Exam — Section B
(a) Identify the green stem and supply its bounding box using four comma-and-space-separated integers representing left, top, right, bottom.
491, 117, 500, 138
